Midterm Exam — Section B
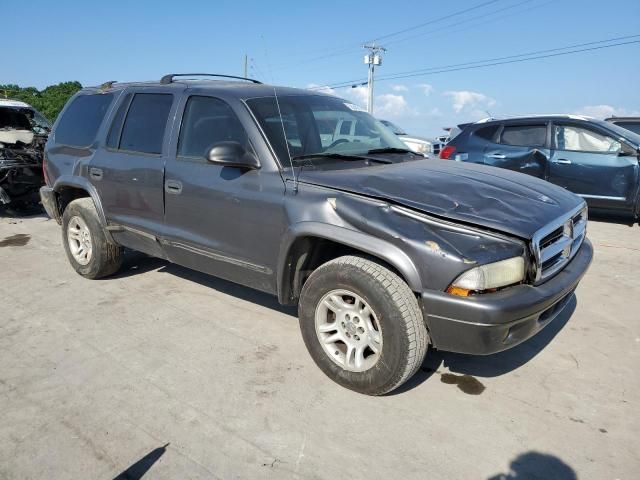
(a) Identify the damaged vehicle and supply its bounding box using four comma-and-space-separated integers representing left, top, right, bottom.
442, 115, 640, 218
0, 99, 50, 207
41, 75, 593, 395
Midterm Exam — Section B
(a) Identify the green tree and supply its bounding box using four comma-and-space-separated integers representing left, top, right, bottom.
0, 81, 82, 121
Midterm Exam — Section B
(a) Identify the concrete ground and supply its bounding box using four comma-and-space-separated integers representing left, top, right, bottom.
0, 211, 638, 480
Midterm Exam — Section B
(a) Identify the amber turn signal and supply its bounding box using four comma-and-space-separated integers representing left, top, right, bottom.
446, 286, 472, 297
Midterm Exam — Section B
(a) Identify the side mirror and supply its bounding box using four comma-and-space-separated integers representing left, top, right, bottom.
618, 142, 639, 157
206, 142, 260, 170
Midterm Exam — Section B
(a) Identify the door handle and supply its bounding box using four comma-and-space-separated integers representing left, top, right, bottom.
554, 159, 572, 165
165, 179, 183, 194
488, 153, 506, 159
89, 167, 103, 180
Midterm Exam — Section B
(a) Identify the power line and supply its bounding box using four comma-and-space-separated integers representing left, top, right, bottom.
378, 33, 640, 80
368, 0, 503, 43
271, 0, 507, 72
310, 35, 640, 90
382, 0, 535, 48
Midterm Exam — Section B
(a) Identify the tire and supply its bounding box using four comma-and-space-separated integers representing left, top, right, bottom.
61, 197, 123, 279
299, 255, 429, 395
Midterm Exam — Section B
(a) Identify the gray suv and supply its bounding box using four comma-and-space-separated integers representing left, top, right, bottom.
40, 74, 593, 395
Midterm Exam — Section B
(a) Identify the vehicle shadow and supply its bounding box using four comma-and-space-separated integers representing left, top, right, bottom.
111, 250, 297, 318
110, 252, 578, 393
392, 294, 577, 394
588, 211, 637, 226
0, 204, 47, 219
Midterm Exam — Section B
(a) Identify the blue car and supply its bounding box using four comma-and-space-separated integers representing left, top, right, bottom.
442, 115, 640, 217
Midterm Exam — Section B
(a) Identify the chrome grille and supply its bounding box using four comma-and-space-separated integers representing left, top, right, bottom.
532, 205, 587, 284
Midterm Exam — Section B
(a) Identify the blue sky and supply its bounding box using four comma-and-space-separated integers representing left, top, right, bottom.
5, 0, 640, 136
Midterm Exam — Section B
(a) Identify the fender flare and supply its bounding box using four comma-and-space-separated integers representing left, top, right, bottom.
52, 175, 114, 242
277, 222, 423, 304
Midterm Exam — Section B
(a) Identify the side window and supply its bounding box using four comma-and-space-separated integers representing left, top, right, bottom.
500, 125, 546, 147
354, 121, 370, 136
474, 125, 499, 142
106, 93, 132, 149
55, 93, 114, 147
119, 93, 173, 154
555, 125, 621, 153
177, 96, 249, 158
340, 121, 352, 135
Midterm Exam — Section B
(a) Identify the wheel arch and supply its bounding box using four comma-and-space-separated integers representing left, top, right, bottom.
53, 176, 113, 242
277, 222, 423, 305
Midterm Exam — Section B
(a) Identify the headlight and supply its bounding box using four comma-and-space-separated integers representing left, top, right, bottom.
415, 143, 429, 154
447, 256, 525, 296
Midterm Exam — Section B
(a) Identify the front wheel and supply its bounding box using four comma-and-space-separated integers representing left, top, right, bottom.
299, 256, 429, 395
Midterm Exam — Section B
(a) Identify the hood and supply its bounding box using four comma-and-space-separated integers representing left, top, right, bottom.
298, 159, 584, 239
399, 135, 431, 145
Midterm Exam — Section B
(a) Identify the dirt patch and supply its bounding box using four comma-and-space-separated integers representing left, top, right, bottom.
0, 234, 31, 247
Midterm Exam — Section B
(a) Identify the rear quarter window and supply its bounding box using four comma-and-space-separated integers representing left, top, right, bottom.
474, 125, 499, 142
500, 124, 546, 147
55, 93, 114, 147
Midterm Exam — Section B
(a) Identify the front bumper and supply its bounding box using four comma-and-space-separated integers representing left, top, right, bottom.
422, 238, 593, 355
39, 186, 61, 223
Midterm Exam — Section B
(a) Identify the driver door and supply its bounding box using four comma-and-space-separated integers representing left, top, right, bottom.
162, 94, 286, 293
548, 122, 639, 212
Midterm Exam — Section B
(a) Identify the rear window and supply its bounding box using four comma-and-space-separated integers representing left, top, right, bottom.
119, 94, 173, 154
500, 125, 546, 147
55, 93, 114, 147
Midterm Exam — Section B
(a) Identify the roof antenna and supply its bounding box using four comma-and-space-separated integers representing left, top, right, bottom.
262, 34, 298, 193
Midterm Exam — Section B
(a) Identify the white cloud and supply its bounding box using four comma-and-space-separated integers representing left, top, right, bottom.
391, 84, 409, 92
345, 85, 369, 107
417, 83, 434, 96
376, 93, 410, 118
574, 105, 640, 119
306, 83, 337, 96
444, 90, 496, 114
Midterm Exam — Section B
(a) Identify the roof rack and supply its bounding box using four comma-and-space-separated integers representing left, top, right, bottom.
160, 73, 262, 85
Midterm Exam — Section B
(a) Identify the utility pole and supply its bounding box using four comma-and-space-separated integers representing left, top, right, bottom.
244, 54, 248, 78
363, 44, 386, 115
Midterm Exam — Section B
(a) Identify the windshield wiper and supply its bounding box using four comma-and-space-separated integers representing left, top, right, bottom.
291, 153, 391, 164
366, 147, 421, 156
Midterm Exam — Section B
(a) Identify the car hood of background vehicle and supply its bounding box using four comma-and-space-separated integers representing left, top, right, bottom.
298, 159, 584, 239
399, 135, 430, 145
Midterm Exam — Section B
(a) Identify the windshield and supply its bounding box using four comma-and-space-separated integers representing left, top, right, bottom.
246, 95, 411, 167
380, 120, 406, 135
597, 119, 640, 146
0, 106, 51, 135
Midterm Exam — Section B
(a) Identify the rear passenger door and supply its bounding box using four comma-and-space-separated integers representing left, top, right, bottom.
483, 122, 551, 178
90, 90, 178, 256
548, 122, 639, 212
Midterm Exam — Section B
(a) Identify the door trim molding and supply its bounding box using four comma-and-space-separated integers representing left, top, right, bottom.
164, 240, 272, 275
577, 194, 626, 201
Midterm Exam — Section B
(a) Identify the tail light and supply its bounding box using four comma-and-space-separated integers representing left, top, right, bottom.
439, 145, 456, 160
42, 152, 50, 185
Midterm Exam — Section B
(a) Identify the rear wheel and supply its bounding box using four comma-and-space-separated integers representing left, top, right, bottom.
299, 255, 429, 395
62, 198, 123, 279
